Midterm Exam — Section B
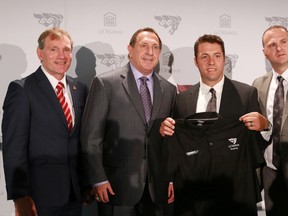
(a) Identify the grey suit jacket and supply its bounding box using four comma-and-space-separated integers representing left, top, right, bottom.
253, 72, 288, 166
81, 63, 177, 205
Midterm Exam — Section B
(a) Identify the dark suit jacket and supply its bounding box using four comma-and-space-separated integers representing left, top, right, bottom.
174, 76, 261, 118
2, 67, 88, 207
81, 63, 177, 206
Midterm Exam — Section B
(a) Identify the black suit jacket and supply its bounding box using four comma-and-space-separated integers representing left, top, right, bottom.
2, 67, 88, 207
174, 76, 261, 118
81, 63, 177, 205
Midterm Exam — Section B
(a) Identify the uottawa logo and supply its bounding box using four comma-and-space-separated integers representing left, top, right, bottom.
265, 17, 288, 27
34, 13, 63, 27
154, 15, 181, 35
96, 53, 126, 69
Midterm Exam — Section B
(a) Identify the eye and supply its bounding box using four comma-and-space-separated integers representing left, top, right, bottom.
153, 45, 160, 50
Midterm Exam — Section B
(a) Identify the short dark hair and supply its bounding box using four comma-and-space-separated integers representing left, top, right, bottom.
129, 27, 162, 50
194, 34, 225, 58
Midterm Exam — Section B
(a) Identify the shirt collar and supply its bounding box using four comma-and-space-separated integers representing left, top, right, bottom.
200, 75, 225, 95
130, 63, 153, 81
272, 68, 288, 83
41, 66, 68, 90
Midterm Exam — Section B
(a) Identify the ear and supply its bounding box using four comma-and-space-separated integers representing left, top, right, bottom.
194, 57, 198, 67
127, 45, 133, 58
37, 48, 43, 61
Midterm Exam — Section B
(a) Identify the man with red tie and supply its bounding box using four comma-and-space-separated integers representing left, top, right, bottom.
2, 28, 87, 216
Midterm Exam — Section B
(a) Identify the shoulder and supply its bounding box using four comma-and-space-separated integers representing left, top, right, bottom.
253, 72, 272, 86
225, 77, 255, 92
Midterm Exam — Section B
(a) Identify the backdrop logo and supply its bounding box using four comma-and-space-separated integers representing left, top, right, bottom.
224, 54, 239, 77
98, 12, 123, 35
154, 15, 181, 35
265, 16, 288, 27
104, 12, 116, 26
219, 14, 231, 28
96, 53, 125, 69
34, 13, 63, 27
215, 14, 237, 36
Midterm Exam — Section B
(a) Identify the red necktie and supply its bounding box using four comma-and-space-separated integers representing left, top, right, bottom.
56, 82, 73, 131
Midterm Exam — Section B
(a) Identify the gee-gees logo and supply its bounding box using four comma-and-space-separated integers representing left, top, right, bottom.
154, 15, 181, 35
265, 17, 288, 27
34, 13, 63, 27
96, 53, 126, 69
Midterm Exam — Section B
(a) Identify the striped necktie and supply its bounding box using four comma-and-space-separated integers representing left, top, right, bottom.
56, 82, 73, 131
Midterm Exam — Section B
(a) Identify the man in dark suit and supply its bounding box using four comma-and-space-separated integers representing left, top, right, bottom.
80, 27, 176, 216
160, 34, 268, 216
2, 28, 87, 216
248, 25, 288, 216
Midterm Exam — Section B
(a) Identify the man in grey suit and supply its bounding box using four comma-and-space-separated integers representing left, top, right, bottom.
250, 25, 288, 216
2, 28, 87, 216
80, 27, 177, 216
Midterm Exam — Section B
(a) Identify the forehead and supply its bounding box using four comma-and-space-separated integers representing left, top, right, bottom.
264, 28, 288, 43
45, 35, 72, 47
136, 31, 159, 44
198, 42, 223, 54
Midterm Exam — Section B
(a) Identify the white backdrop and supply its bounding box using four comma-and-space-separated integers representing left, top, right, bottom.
1, 0, 287, 215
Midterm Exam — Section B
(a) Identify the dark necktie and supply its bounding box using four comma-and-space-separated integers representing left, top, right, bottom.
206, 88, 217, 112
56, 82, 73, 131
272, 76, 284, 168
139, 76, 152, 124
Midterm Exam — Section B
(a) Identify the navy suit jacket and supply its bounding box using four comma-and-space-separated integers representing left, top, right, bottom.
2, 67, 88, 206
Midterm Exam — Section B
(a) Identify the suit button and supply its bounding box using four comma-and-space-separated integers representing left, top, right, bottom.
209, 142, 213, 146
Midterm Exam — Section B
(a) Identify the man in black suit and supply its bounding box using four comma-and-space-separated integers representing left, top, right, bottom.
80, 27, 176, 216
2, 28, 87, 216
160, 34, 268, 216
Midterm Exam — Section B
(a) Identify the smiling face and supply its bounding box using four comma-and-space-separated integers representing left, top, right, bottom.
263, 27, 288, 74
127, 31, 161, 76
194, 42, 225, 87
37, 34, 72, 80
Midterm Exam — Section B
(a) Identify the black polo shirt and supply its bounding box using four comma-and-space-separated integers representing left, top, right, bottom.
165, 112, 265, 216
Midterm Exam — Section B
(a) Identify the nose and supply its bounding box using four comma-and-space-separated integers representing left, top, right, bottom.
208, 57, 215, 65
147, 46, 153, 55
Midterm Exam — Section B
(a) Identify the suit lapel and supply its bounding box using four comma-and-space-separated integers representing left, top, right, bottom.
121, 65, 147, 125
35, 68, 71, 131
258, 73, 272, 117
148, 73, 163, 130
219, 77, 242, 117
67, 76, 78, 133
188, 84, 199, 114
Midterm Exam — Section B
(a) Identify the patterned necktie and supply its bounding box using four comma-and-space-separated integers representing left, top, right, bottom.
272, 76, 284, 168
206, 88, 217, 112
139, 76, 152, 124
56, 82, 73, 131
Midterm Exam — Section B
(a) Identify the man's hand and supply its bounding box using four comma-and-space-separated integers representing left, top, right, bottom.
239, 112, 269, 131
168, 183, 174, 204
14, 196, 37, 216
93, 182, 115, 203
160, 117, 176, 137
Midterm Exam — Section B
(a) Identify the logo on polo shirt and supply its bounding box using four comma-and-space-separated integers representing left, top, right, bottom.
228, 138, 239, 150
